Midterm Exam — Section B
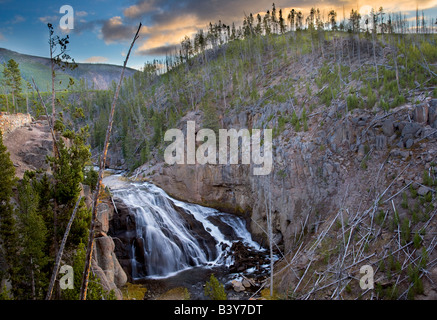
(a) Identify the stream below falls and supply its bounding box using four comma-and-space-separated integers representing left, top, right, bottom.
103, 175, 274, 299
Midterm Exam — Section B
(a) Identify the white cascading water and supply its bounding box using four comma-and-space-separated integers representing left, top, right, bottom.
107, 178, 262, 279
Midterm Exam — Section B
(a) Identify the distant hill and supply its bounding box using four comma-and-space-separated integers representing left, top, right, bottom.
0, 48, 138, 91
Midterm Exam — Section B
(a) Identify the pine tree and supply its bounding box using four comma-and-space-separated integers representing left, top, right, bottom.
263, 10, 271, 35
296, 11, 304, 31
204, 274, 227, 300
271, 3, 277, 34
47, 23, 76, 126
48, 119, 91, 248
255, 14, 262, 35
1, 63, 11, 113
288, 9, 296, 31
0, 131, 19, 296
15, 174, 49, 299
279, 9, 286, 34
329, 10, 338, 31
2, 59, 22, 113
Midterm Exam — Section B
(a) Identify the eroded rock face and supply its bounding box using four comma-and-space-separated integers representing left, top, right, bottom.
82, 191, 128, 299
92, 234, 127, 299
135, 100, 437, 259
2, 117, 53, 178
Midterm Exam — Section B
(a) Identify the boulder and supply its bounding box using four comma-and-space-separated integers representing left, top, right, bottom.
417, 186, 430, 197
242, 278, 256, 288
231, 280, 245, 292
401, 122, 421, 140
91, 258, 123, 300
405, 139, 414, 149
375, 135, 387, 150
93, 234, 128, 299
412, 103, 429, 123
382, 118, 394, 136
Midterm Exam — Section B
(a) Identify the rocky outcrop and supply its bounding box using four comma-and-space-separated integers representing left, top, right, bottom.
0, 112, 32, 136
93, 200, 128, 299
92, 233, 127, 299
2, 116, 53, 178
80, 186, 128, 299
135, 98, 437, 260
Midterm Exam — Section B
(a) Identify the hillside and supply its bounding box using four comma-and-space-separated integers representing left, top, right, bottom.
0, 48, 138, 91
96, 28, 437, 300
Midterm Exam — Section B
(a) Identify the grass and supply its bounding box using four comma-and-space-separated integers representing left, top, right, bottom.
121, 283, 147, 300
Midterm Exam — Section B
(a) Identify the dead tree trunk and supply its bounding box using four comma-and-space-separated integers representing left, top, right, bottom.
372, 31, 379, 83
46, 196, 82, 300
263, 177, 274, 297
79, 23, 142, 300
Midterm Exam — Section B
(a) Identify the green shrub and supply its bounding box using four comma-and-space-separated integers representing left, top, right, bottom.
391, 94, 406, 108
347, 94, 359, 110
380, 98, 390, 112
409, 184, 418, 199
401, 218, 411, 245
422, 170, 433, 186
375, 210, 385, 226
83, 167, 98, 189
204, 274, 227, 300
413, 232, 422, 249
419, 247, 428, 270
407, 265, 424, 299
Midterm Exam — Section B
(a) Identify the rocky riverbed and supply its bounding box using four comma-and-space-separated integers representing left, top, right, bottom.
138, 241, 274, 300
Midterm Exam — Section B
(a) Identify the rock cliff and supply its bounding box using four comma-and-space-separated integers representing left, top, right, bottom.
137, 99, 435, 247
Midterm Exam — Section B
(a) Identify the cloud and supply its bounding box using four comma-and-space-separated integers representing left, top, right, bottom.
84, 56, 108, 63
124, 0, 156, 19
76, 11, 88, 18
10, 15, 25, 24
73, 19, 100, 35
136, 25, 198, 55
136, 44, 179, 56
365, 0, 437, 12
101, 16, 137, 44
0, 32, 5, 41
135, 13, 204, 55
38, 15, 59, 24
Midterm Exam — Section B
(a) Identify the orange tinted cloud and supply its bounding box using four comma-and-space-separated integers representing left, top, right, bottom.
124, 0, 155, 18
136, 14, 205, 55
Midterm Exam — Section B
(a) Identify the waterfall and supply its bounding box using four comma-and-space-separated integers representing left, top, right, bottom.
108, 179, 262, 279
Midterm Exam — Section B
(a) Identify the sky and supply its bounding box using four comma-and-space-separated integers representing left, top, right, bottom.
0, 0, 437, 70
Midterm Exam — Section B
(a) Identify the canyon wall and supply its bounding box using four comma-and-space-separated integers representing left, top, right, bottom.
136, 99, 437, 257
